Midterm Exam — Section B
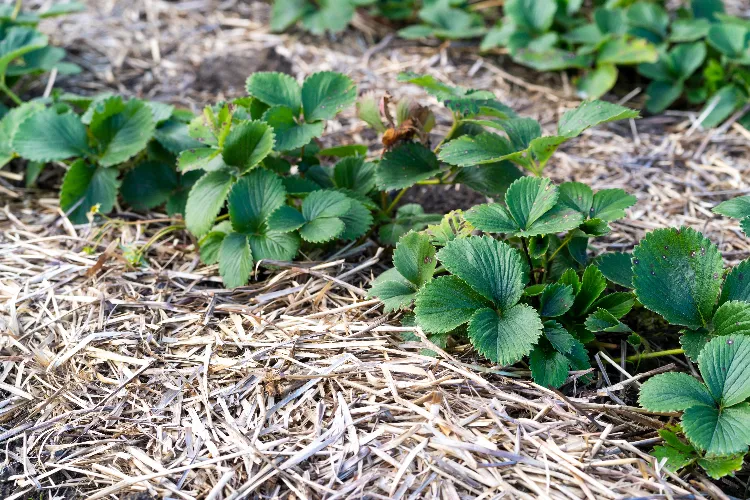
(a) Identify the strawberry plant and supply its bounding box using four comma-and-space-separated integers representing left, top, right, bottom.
2, 94, 201, 222
0, 2, 83, 108
639, 335, 750, 479
369, 176, 638, 388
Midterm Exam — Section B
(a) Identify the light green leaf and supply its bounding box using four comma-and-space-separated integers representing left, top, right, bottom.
720, 259, 750, 305
219, 232, 254, 288
0, 101, 43, 167
670, 19, 712, 42
573, 265, 607, 316
598, 37, 658, 65
557, 100, 639, 138
270, 0, 306, 32
512, 49, 593, 72
185, 170, 234, 236
416, 275, 492, 333
469, 304, 543, 365
178, 147, 225, 173
222, 120, 275, 172
267, 205, 306, 232
120, 161, 177, 210
698, 335, 750, 406
13, 108, 90, 162
228, 169, 286, 234
626, 2, 669, 39
300, 0, 354, 35
681, 329, 712, 360
199, 230, 227, 265
529, 345, 569, 388
437, 236, 527, 310
376, 142, 441, 191
698, 455, 745, 479
632, 227, 723, 329
576, 65, 618, 100
671, 42, 707, 80
652, 445, 695, 472
713, 195, 750, 220
263, 105, 325, 151
60, 160, 120, 224
394, 231, 437, 288
464, 203, 520, 234
425, 211, 473, 247
639, 372, 715, 411
301, 71, 357, 122
540, 283, 574, 317
591, 189, 637, 221
500, 118, 542, 151
154, 120, 203, 153
682, 403, 750, 456
245, 72, 301, 114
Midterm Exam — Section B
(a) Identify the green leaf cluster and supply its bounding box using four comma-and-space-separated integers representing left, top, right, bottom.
640, 336, 750, 467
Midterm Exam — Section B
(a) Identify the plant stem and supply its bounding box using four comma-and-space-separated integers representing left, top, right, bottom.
385, 188, 408, 215
416, 179, 442, 185
521, 237, 536, 284
0, 82, 22, 106
433, 113, 460, 153
616, 348, 685, 364
11, 0, 22, 20
547, 232, 574, 263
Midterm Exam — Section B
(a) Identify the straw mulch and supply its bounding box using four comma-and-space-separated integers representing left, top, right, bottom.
0, 198, 736, 500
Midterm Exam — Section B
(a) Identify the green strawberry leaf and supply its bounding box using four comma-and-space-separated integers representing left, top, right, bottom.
576, 64, 618, 100
154, 119, 203, 154
713, 195, 750, 220
263, 105, 324, 151
246, 72, 301, 115
378, 204, 442, 246
670, 18, 712, 42
699, 84, 745, 128
339, 199, 373, 240
227, 169, 286, 234
595, 252, 633, 288
268, 190, 351, 243
0, 101, 43, 167
333, 156, 376, 195
632, 227, 723, 329
437, 236, 527, 310
681, 328, 712, 360
573, 265, 607, 316
543, 321, 577, 355
539, 283, 575, 317
394, 231, 437, 288
585, 308, 632, 333
698, 455, 745, 479
222, 120, 275, 172
504, 0, 557, 34
639, 372, 715, 411
13, 108, 90, 162
185, 170, 234, 237
682, 403, 750, 456
301, 71, 357, 122
60, 160, 120, 224
369, 268, 419, 313
529, 344, 569, 388
218, 232, 254, 288
645, 80, 684, 114
438, 132, 516, 167
91, 98, 155, 167
416, 275, 492, 333
469, 304, 543, 365
178, 147, 225, 173
120, 161, 178, 210
698, 335, 750, 406
557, 100, 639, 138
711, 300, 750, 338
651, 445, 696, 472
598, 37, 659, 65
0, 27, 48, 81
707, 24, 748, 59
248, 230, 300, 264
591, 189, 637, 221
720, 259, 750, 305
592, 292, 634, 319
376, 142, 441, 191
